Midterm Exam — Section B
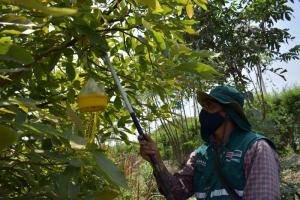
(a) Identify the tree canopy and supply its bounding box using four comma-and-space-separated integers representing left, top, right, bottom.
0, 0, 218, 198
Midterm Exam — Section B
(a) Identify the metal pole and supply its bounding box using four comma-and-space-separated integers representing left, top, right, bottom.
104, 54, 175, 200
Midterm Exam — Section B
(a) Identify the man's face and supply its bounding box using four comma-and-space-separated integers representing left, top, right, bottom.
202, 99, 225, 117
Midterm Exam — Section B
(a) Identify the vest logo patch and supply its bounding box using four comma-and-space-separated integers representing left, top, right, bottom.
196, 159, 206, 167
225, 150, 242, 162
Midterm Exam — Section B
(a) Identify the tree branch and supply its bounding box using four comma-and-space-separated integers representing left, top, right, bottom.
0, 38, 80, 88
1, 157, 67, 166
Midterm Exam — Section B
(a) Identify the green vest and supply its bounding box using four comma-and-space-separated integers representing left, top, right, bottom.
193, 128, 273, 200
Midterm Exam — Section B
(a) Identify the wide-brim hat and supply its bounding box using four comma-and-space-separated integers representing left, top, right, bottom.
197, 86, 251, 131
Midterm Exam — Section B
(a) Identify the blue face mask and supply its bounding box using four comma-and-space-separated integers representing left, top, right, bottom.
199, 109, 225, 143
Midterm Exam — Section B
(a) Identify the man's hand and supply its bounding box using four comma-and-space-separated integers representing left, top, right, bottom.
139, 134, 161, 163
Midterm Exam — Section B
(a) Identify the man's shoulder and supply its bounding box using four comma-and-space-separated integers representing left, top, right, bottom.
246, 131, 276, 150
234, 130, 268, 144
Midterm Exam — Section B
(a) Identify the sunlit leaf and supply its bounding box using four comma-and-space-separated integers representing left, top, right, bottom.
186, 2, 194, 19
0, 30, 22, 35
177, 5, 183, 16
152, 31, 166, 50
142, 18, 152, 31
137, 0, 162, 11
184, 27, 197, 34
0, 74, 11, 81
193, 0, 208, 11
0, 37, 12, 43
182, 19, 198, 25
0, 107, 15, 114
0, 0, 78, 16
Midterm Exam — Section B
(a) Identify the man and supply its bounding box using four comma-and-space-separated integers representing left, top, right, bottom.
140, 86, 280, 200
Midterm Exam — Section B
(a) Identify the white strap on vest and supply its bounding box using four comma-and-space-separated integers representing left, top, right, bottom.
195, 192, 207, 199
196, 189, 243, 199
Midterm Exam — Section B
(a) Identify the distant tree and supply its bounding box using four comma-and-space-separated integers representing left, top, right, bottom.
185, 0, 300, 93
246, 86, 300, 154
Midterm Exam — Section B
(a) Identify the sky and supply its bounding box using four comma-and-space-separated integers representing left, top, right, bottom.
264, 1, 300, 92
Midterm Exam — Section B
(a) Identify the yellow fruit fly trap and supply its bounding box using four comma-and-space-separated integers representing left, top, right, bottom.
77, 78, 108, 144
77, 78, 108, 112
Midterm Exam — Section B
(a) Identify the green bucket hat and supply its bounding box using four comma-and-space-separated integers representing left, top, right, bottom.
197, 86, 251, 131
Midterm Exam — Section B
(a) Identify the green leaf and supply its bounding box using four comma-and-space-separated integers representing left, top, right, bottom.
69, 159, 85, 167
66, 62, 76, 81
114, 96, 123, 110
170, 43, 192, 55
191, 50, 216, 58
1, 0, 77, 16
93, 188, 119, 200
117, 116, 130, 127
177, 0, 187, 4
94, 152, 128, 189
0, 30, 22, 35
75, 24, 108, 56
181, 19, 198, 25
177, 6, 183, 16
137, 0, 162, 11
55, 174, 80, 199
31, 123, 59, 135
152, 31, 166, 50
0, 107, 15, 114
175, 62, 220, 79
186, 3, 194, 19
0, 37, 12, 43
0, 125, 18, 151
0, 43, 34, 65
44, 51, 61, 73
142, 18, 152, 31
193, 0, 207, 11
184, 27, 197, 34
0, 14, 33, 25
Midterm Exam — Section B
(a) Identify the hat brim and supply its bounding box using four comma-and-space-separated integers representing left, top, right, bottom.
197, 90, 247, 119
